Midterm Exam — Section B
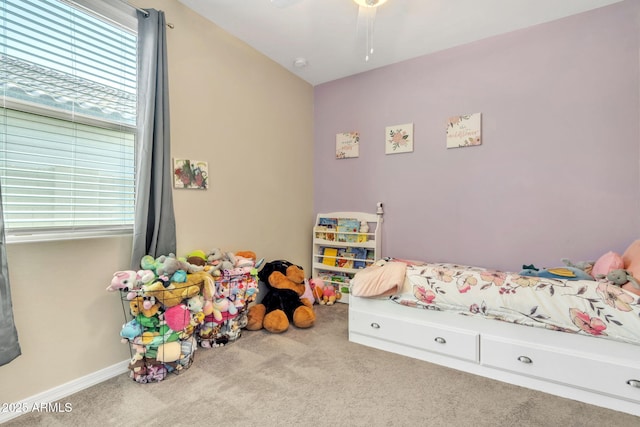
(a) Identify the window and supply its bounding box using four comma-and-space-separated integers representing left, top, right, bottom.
0, 0, 137, 240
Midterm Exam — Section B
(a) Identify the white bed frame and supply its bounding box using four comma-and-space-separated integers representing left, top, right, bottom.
349, 295, 640, 416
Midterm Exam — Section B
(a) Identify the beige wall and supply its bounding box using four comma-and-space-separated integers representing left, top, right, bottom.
0, 0, 313, 404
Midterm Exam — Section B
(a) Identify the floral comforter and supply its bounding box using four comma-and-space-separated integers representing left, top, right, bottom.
392, 262, 640, 345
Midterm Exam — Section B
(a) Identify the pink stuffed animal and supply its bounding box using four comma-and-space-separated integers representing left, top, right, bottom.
301, 278, 316, 304
321, 284, 338, 305
309, 278, 325, 304
164, 304, 191, 332
107, 269, 155, 292
107, 270, 137, 292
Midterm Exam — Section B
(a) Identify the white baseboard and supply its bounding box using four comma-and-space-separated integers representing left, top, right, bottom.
0, 359, 129, 424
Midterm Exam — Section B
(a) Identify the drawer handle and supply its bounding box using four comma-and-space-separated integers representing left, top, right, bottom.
434, 337, 446, 344
517, 356, 532, 364
370, 322, 380, 329
627, 379, 640, 388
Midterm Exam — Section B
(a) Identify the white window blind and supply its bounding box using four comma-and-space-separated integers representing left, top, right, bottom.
0, 0, 137, 239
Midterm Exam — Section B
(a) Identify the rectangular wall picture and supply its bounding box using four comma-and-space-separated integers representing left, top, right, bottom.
385, 123, 414, 154
446, 113, 482, 149
336, 131, 359, 159
173, 159, 208, 189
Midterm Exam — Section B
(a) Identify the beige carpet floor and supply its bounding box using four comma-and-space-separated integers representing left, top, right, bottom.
5, 303, 639, 426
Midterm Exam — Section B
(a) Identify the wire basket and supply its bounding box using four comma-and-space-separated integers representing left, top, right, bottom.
197, 269, 258, 348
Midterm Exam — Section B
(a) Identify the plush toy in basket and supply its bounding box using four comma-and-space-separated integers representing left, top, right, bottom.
246, 260, 316, 333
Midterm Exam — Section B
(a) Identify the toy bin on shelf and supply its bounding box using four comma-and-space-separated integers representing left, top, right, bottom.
197, 268, 259, 348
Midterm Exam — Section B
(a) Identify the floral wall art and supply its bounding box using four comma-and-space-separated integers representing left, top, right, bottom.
385, 122, 414, 154
336, 131, 359, 159
447, 113, 482, 148
173, 159, 208, 189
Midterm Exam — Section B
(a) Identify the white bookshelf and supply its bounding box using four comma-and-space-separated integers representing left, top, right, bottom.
311, 203, 383, 303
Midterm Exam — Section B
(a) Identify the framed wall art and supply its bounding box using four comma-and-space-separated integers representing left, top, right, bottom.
385, 123, 413, 154
446, 113, 482, 149
336, 131, 359, 159
173, 159, 208, 190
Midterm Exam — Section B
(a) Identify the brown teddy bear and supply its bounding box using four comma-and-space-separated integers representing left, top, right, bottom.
246, 260, 315, 333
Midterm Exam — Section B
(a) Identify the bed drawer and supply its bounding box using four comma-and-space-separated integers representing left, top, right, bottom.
349, 309, 479, 362
481, 335, 640, 403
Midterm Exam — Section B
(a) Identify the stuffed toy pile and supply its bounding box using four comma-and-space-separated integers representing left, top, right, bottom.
246, 260, 316, 333
108, 249, 260, 383
518, 243, 640, 297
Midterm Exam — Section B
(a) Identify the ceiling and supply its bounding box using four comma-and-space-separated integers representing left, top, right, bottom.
176, 0, 623, 86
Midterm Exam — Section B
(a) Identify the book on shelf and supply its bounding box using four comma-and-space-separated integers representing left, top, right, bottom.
315, 271, 350, 294
337, 218, 360, 242
322, 247, 338, 266
335, 247, 345, 267
317, 271, 350, 283
318, 217, 337, 241
348, 247, 367, 269
336, 251, 355, 269
365, 249, 376, 265
331, 274, 351, 294
314, 225, 327, 239
318, 272, 332, 284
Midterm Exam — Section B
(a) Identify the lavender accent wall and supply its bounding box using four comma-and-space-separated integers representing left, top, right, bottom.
313, 1, 640, 271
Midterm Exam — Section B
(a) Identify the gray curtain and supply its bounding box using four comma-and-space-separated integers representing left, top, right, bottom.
0, 182, 20, 366
131, 9, 176, 269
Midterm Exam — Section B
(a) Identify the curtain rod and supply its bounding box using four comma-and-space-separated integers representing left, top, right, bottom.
121, 1, 175, 28
121, 0, 148, 17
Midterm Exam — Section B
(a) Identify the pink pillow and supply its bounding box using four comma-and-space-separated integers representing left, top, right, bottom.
591, 251, 624, 278
623, 240, 640, 281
